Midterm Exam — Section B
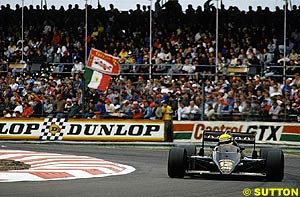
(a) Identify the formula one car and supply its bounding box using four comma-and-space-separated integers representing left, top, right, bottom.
168, 131, 284, 181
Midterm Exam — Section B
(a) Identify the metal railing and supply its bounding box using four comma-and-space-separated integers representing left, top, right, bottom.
22, 111, 299, 123
3, 61, 297, 81
1, 62, 299, 122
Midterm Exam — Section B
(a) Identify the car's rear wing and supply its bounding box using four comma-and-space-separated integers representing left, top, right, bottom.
202, 130, 256, 149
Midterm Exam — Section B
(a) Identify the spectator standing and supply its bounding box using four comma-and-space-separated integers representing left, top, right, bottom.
119, 100, 131, 118
161, 100, 173, 142
205, 103, 216, 120
143, 101, 152, 119
104, 98, 115, 118
32, 97, 43, 117
13, 98, 23, 114
3, 109, 12, 118
278, 103, 286, 120
261, 99, 271, 121
64, 98, 73, 114
43, 98, 54, 117
250, 99, 261, 120
150, 101, 162, 120
232, 100, 243, 113
68, 99, 81, 118
21, 102, 33, 117
217, 98, 232, 120
94, 99, 106, 118
241, 100, 252, 121
54, 94, 66, 118
71, 58, 84, 75
131, 101, 144, 119
269, 101, 281, 121
177, 102, 189, 120
187, 100, 201, 120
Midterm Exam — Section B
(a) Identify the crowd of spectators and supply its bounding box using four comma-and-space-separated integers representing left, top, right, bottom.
0, 1, 300, 122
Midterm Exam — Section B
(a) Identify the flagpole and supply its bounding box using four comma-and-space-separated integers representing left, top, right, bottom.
85, 1, 88, 64
21, 0, 24, 62
82, 0, 88, 117
283, 0, 287, 85
215, 0, 219, 82
149, 0, 153, 80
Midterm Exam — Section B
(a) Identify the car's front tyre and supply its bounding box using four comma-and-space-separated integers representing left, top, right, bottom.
168, 147, 187, 178
176, 145, 196, 157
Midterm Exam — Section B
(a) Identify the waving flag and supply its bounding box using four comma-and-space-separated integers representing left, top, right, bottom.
87, 48, 120, 75
84, 68, 111, 91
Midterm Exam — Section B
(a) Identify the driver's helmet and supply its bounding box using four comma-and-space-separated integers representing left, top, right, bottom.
218, 132, 233, 145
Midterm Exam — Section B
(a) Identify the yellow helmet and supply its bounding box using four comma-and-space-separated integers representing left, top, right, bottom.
219, 133, 232, 144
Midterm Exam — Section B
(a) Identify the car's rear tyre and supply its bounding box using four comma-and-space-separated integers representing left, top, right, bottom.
177, 145, 197, 169
265, 150, 284, 181
168, 147, 187, 178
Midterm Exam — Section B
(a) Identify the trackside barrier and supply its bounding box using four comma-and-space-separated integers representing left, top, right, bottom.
1, 118, 300, 145
0, 118, 165, 142
173, 121, 300, 145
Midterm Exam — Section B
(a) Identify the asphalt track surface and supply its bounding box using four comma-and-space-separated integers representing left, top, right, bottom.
0, 143, 299, 197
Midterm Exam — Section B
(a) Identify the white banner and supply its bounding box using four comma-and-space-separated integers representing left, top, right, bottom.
190, 121, 283, 143
0, 119, 165, 142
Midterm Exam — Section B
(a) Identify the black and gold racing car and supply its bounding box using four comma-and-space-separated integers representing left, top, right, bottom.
168, 131, 284, 181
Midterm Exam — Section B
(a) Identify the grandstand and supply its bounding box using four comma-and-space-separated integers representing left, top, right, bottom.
0, 1, 299, 122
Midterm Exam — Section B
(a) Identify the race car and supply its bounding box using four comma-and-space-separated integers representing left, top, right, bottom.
167, 131, 284, 181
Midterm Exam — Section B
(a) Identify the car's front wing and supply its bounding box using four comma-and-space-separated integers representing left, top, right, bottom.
185, 170, 266, 177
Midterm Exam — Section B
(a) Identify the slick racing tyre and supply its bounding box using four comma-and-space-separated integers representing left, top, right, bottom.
168, 147, 187, 178
265, 149, 284, 181
260, 148, 273, 159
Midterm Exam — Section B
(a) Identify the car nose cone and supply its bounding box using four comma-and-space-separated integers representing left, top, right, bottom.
219, 159, 234, 174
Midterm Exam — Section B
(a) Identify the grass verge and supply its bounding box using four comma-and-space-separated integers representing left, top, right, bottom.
0, 160, 30, 171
